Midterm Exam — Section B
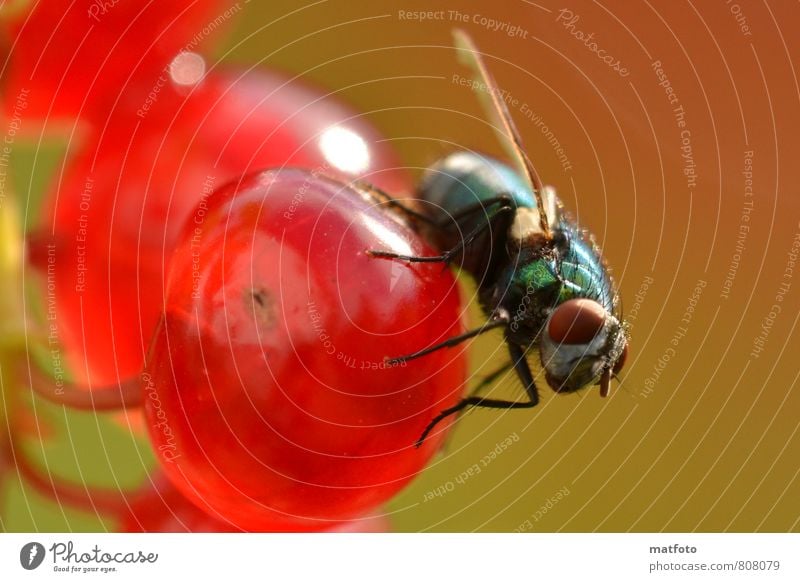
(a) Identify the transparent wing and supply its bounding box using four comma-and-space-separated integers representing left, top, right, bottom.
452, 29, 551, 236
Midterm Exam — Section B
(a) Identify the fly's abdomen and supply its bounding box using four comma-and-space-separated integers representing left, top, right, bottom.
419, 151, 536, 215
417, 152, 535, 281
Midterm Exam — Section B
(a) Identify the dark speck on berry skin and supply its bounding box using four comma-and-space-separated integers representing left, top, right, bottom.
247, 287, 276, 329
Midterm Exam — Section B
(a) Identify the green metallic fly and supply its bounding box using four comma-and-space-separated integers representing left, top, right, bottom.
369, 31, 629, 446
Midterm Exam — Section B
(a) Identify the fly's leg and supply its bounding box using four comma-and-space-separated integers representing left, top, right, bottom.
430, 195, 515, 229
365, 186, 515, 231
368, 203, 514, 264
507, 343, 540, 405
385, 318, 508, 366
359, 183, 438, 225
466, 360, 515, 398
415, 342, 540, 447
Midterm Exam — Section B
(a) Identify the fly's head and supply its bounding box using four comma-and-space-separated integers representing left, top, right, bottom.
538, 298, 628, 396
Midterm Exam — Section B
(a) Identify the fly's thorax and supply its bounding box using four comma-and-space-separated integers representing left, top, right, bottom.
488, 246, 561, 346
550, 222, 617, 314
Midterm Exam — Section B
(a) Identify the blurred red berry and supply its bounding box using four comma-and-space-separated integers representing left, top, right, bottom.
144, 169, 465, 531
32, 67, 409, 388
1, 0, 232, 120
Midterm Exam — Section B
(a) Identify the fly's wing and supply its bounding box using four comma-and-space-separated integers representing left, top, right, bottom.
452, 29, 551, 238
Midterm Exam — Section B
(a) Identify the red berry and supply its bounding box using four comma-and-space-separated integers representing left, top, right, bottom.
144, 169, 465, 531
2, 0, 230, 120
33, 68, 409, 387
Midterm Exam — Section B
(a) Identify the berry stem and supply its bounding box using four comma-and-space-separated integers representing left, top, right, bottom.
28, 367, 143, 411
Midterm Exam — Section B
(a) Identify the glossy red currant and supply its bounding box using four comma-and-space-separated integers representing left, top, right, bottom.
144, 169, 466, 531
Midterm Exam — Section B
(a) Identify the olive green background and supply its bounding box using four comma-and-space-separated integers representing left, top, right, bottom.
3, 0, 799, 532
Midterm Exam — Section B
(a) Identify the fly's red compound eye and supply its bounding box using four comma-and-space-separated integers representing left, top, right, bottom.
547, 298, 607, 345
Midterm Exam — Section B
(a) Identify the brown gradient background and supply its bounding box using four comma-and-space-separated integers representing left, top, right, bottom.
5, 0, 800, 532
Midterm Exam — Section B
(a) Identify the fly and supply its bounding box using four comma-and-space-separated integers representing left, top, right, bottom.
368, 30, 629, 447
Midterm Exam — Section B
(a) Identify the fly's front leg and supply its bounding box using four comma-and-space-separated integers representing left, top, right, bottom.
431, 195, 515, 229
386, 318, 508, 366
357, 182, 437, 225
